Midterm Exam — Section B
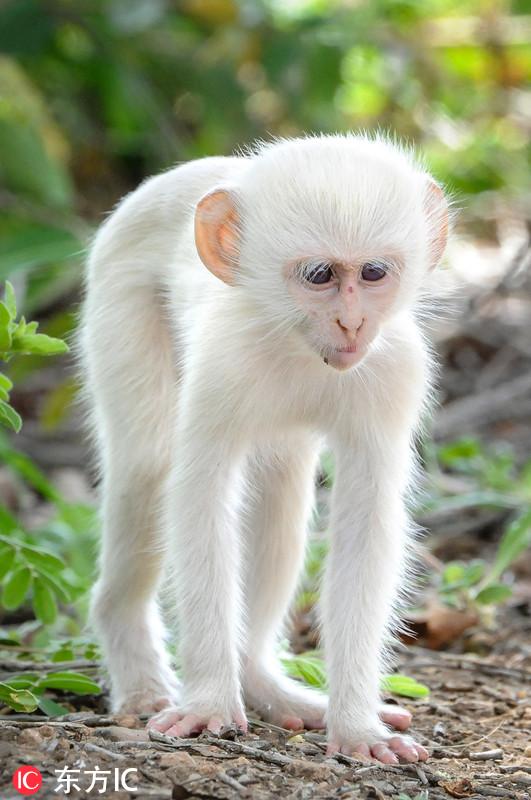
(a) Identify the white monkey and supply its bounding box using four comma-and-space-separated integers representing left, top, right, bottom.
80, 134, 448, 764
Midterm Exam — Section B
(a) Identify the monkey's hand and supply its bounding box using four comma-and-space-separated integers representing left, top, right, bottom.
146, 702, 248, 738
326, 719, 429, 764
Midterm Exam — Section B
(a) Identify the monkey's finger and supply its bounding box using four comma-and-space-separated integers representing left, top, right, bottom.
326, 741, 340, 756
387, 736, 419, 762
206, 717, 223, 735
147, 709, 184, 731
371, 743, 399, 764
167, 714, 203, 737
380, 705, 412, 731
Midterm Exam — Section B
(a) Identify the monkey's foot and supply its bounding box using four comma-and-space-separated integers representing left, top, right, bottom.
327, 731, 428, 764
244, 669, 327, 730
111, 669, 181, 715
147, 705, 248, 737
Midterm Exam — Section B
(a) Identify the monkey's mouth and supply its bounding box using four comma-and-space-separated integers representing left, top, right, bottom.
336, 343, 357, 353
322, 342, 363, 370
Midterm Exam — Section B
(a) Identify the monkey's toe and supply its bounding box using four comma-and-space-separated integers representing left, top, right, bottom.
379, 704, 412, 731
328, 732, 428, 764
147, 706, 248, 737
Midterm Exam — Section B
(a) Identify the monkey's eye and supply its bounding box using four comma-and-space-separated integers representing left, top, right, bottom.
304, 263, 334, 285
361, 261, 388, 282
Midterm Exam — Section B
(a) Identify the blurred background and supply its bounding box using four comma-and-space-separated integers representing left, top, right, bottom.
0, 0, 530, 717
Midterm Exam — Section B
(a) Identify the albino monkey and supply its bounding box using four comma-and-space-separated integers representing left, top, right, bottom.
81, 134, 448, 764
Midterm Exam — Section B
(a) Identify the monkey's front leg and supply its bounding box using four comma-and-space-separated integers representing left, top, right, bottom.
322, 438, 428, 764
148, 428, 247, 737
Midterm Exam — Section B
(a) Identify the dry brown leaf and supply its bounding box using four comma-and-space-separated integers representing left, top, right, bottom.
439, 777, 475, 797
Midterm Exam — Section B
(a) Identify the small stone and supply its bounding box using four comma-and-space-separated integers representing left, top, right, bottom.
524, 744, 531, 758
286, 759, 332, 781
39, 725, 56, 739
18, 728, 42, 747
159, 751, 196, 769
114, 714, 140, 728
512, 772, 531, 786
105, 726, 150, 742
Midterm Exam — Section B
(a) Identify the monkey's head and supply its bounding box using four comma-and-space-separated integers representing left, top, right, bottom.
195, 135, 449, 371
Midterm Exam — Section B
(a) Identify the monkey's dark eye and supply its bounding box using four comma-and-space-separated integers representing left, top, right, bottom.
361, 261, 388, 282
304, 264, 334, 285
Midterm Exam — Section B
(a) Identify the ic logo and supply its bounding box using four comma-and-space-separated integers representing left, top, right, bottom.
12, 766, 43, 795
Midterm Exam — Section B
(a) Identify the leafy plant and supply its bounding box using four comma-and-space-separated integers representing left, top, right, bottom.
0, 669, 100, 715
281, 651, 430, 700
0, 281, 101, 715
0, 280, 68, 432
428, 438, 531, 612
438, 510, 531, 612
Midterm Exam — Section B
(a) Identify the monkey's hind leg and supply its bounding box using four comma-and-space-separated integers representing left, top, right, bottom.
90, 467, 180, 714
241, 436, 329, 730
82, 275, 180, 714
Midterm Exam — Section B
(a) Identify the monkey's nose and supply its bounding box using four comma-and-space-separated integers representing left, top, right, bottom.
336, 318, 364, 336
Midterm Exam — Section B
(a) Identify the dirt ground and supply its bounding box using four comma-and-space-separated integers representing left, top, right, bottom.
1, 630, 530, 799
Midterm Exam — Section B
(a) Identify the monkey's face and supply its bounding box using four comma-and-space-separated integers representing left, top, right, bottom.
285, 256, 402, 371
194, 137, 449, 373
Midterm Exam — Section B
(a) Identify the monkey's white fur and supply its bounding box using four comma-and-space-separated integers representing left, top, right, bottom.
80, 134, 446, 762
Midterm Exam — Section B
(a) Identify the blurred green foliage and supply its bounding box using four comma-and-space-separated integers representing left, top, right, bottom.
0, 1, 529, 714
0, 0, 529, 321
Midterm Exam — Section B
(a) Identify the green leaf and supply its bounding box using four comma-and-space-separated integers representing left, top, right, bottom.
5, 673, 40, 689
490, 510, 531, 582
463, 561, 485, 587
0, 545, 16, 579
0, 373, 13, 392
442, 562, 465, 585
51, 646, 75, 662
0, 682, 38, 712
2, 565, 31, 608
12, 332, 69, 356
35, 568, 73, 604
474, 583, 512, 606
32, 576, 58, 624
382, 674, 430, 699
36, 671, 101, 695
4, 281, 16, 319
0, 503, 20, 532
0, 399, 22, 432
438, 437, 482, 467
38, 695, 70, 716
21, 545, 65, 573
281, 653, 327, 689
0, 301, 12, 350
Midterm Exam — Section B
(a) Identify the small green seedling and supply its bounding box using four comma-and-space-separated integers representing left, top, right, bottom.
0, 280, 69, 432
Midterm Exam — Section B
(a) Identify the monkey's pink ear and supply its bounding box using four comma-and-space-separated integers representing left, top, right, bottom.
194, 189, 240, 285
424, 180, 449, 270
